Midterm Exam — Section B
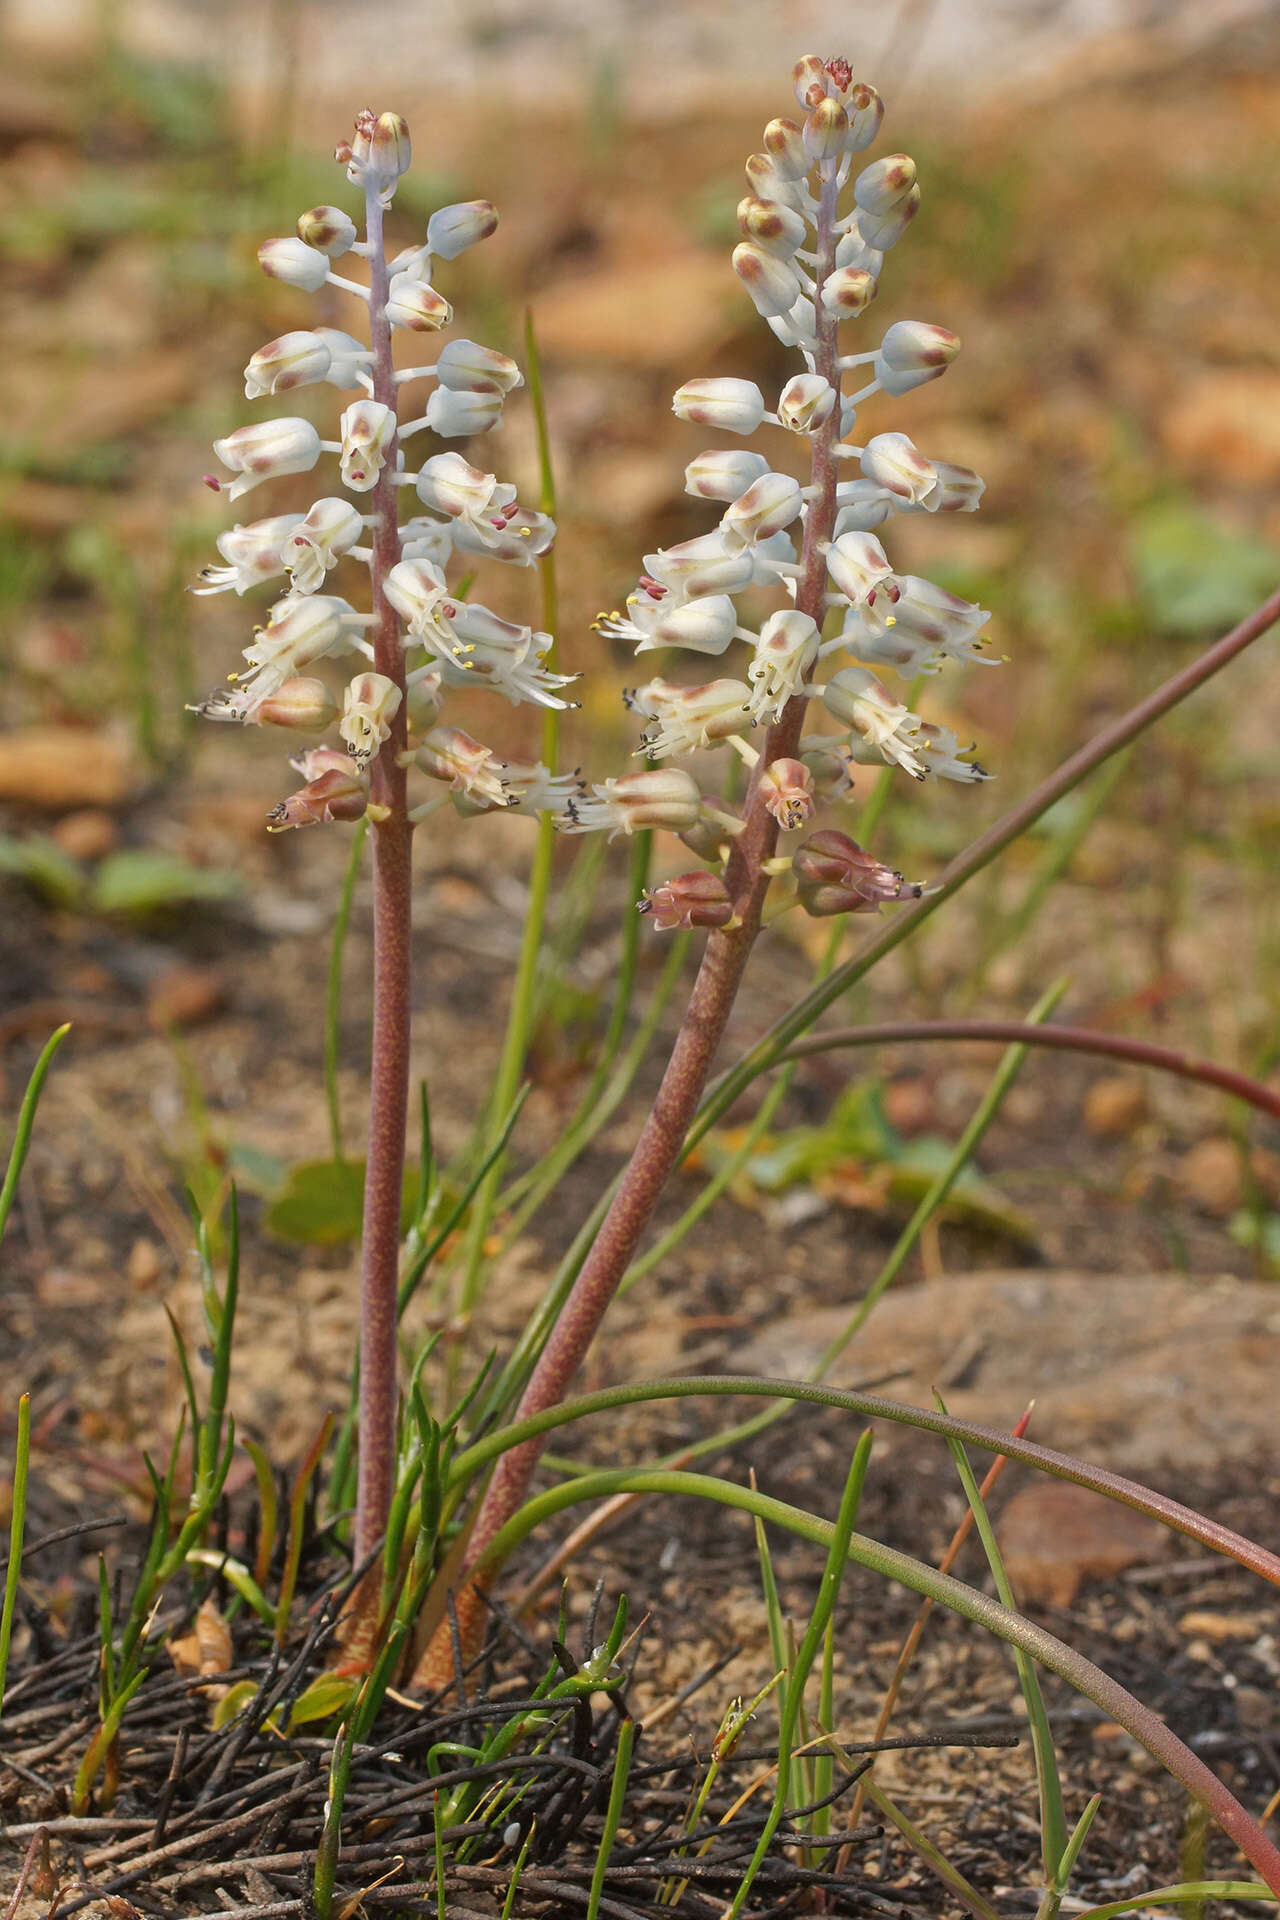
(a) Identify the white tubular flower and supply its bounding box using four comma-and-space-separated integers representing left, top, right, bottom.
826, 529, 894, 607
777, 372, 836, 433
874, 320, 961, 396
454, 506, 555, 566
424, 386, 505, 436
427, 199, 499, 258
632, 678, 754, 758
860, 432, 938, 506
194, 513, 302, 594
339, 399, 396, 491
415, 452, 518, 544
912, 718, 991, 782
862, 574, 994, 665
821, 666, 928, 779
340, 671, 402, 765
832, 482, 896, 533
646, 531, 756, 598
338, 108, 411, 205
386, 275, 452, 332
673, 378, 767, 434
385, 556, 450, 635
315, 329, 374, 389
684, 449, 771, 502
212, 419, 322, 500
425, 601, 578, 708
737, 195, 807, 258
257, 237, 330, 291
283, 496, 365, 592
732, 242, 803, 318
821, 265, 878, 316
631, 594, 739, 657
297, 205, 357, 257
410, 725, 511, 807
436, 338, 523, 394
929, 461, 985, 513
838, 615, 945, 677
244, 331, 333, 399
497, 762, 585, 811
556, 767, 703, 837
398, 517, 455, 567
721, 471, 803, 549
747, 609, 820, 723
199, 673, 339, 729
238, 593, 370, 706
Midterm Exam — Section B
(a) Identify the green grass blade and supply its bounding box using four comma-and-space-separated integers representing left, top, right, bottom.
939, 1392, 1068, 1882
586, 1715, 636, 1920
1073, 1887, 1274, 1920
0, 1393, 31, 1720
0, 1026, 70, 1248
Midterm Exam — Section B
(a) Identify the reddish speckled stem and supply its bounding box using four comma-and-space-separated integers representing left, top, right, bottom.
355, 185, 413, 1566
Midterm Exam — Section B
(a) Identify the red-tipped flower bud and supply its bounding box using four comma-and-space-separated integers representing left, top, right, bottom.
792, 829, 921, 916
639, 870, 736, 931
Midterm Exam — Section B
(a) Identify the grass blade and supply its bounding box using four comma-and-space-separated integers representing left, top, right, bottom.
0, 1393, 30, 1719
0, 1025, 70, 1248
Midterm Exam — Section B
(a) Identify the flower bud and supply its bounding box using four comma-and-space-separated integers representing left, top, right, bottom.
253, 676, 340, 731
436, 338, 523, 394
679, 795, 742, 860
860, 432, 937, 506
736, 196, 807, 258
244, 330, 332, 399
340, 671, 402, 765
762, 116, 809, 180
793, 828, 919, 915
744, 151, 809, 214
385, 556, 449, 634
760, 757, 815, 830
257, 237, 330, 291
803, 97, 848, 167
338, 108, 411, 205
732, 242, 802, 318
314, 328, 373, 389
269, 764, 367, 830
297, 205, 357, 256
821, 266, 877, 317
776, 372, 835, 433
844, 83, 885, 153
632, 594, 739, 656
339, 399, 396, 490
747, 608, 819, 720
283, 496, 365, 592
855, 154, 918, 216
874, 320, 961, 396
211, 418, 322, 500
684, 449, 771, 502
792, 54, 829, 109
424, 386, 505, 436
721, 472, 803, 549
243, 593, 368, 681
832, 481, 895, 534
826, 529, 894, 607
412, 725, 510, 806
385, 274, 452, 332
640, 870, 736, 931
856, 189, 921, 251
194, 512, 303, 594
427, 199, 499, 258
672, 378, 766, 435
834, 225, 884, 277
646, 531, 755, 597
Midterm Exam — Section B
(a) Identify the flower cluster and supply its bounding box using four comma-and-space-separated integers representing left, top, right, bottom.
196, 69, 998, 927
195, 108, 580, 829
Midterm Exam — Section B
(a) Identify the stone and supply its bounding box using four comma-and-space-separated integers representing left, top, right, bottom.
1177, 1137, 1244, 1217
1083, 1074, 1147, 1137
995, 1481, 1165, 1607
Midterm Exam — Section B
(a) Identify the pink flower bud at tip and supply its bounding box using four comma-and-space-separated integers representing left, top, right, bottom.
385, 275, 452, 332
244, 331, 332, 399
672, 377, 766, 435
211, 418, 322, 500
684, 449, 771, 502
297, 205, 357, 257
721, 472, 803, 549
792, 829, 920, 915
435, 338, 523, 394
639, 870, 737, 931
268, 764, 368, 831
427, 200, 499, 258
257, 237, 331, 292
776, 372, 836, 432
760, 758, 815, 831
874, 320, 961, 395
860, 431, 938, 505
424, 387, 505, 437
